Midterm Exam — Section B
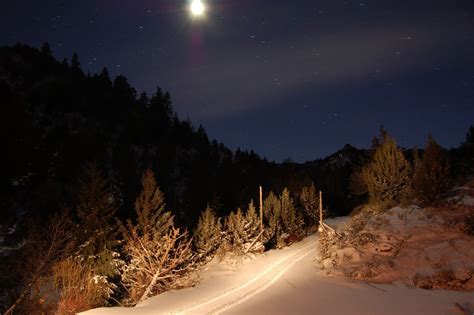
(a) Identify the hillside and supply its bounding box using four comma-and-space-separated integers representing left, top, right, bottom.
319, 182, 474, 292
0, 43, 369, 231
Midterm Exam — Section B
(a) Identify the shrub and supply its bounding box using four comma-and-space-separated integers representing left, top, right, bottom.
53, 258, 112, 314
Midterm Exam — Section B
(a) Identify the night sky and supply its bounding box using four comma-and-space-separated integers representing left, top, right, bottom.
2, 0, 474, 162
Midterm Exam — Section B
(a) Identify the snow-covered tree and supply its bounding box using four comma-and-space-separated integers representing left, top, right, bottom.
118, 169, 194, 305
226, 208, 247, 250
263, 189, 304, 248
131, 168, 174, 237
194, 206, 222, 260
225, 200, 261, 253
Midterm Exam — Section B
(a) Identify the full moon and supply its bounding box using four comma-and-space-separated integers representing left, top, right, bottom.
190, 0, 205, 16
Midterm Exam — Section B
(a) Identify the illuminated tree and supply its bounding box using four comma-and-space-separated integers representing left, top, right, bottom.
263, 191, 281, 242
300, 183, 320, 227
361, 129, 411, 207
280, 188, 302, 236
194, 206, 222, 259
118, 169, 193, 304
225, 200, 261, 252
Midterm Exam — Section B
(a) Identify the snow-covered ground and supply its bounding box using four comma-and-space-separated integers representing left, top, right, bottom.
82, 217, 474, 315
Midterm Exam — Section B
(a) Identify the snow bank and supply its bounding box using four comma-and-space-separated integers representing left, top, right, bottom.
320, 198, 474, 292
83, 216, 474, 314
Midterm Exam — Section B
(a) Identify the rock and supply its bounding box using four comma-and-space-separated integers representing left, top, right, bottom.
454, 269, 472, 284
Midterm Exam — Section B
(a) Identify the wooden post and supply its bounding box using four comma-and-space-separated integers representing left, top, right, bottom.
319, 190, 323, 225
259, 186, 263, 243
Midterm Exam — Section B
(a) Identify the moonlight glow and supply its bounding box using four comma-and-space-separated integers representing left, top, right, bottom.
190, 0, 205, 16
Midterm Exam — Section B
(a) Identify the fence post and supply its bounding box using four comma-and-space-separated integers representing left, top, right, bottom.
260, 186, 263, 243
318, 190, 323, 232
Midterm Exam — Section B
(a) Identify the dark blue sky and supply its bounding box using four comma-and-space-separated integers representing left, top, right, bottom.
2, 0, 474, 162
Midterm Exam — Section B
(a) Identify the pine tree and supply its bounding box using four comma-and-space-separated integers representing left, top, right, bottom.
461, 125, 474, 176
118, 169, 193, 304
194, 206, 222, 259
40, 42, 52, 56
113, 75, 137, 109
75, 161, 119, 278
225, 208, 247, 250
61, 58, 69, 67
138, 92, 149, 108
300, 183, 319, 227
280, 188, 302, 236
466, 126, 474, 145
225, 200, 261, 253
245, 200, 260, 240
99, 67, 112, 85
71, 52, 81, 69
413, 136, 451, 204
263, 191, 281, 242
131, 168, 174, 238
362, 129, 412, 207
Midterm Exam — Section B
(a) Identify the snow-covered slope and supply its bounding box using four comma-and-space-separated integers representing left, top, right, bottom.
82, 217, 474, 315
319, 183, 474, 294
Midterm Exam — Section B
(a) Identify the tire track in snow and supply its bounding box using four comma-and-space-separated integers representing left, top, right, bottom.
209, 246, 314, 314
172, 237, 317, 315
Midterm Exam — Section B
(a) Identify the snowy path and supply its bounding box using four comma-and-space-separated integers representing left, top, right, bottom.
83, 236, 318, 315
173, 239, 316, 315
82, 218, 474, 315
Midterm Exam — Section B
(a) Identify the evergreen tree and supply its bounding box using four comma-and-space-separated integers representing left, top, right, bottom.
461, 125, 474, 176
61, 58, 69, 67
138, 92, 149, 108
361, 129, 411, 207
131, 168, 174, 238
71, 52, 81, 69
75, 161, 119, 278
150, 87, 173, 119
113, 75, 137, 109
413, 136, 451, 204
225, 208, 247, 250
118, 169, 193, 304
466, 126, 474, 145
194, 206, 222, 259
300, 183, 319, 227
99, 67, 112, 85
263, 191, 281, 241
225, 200, 261, 252
40, 42, 52, 56
245, 200, 260, 240
280, 188, 302, 236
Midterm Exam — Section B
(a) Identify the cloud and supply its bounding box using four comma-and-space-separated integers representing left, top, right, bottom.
162, 8, 470, 121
